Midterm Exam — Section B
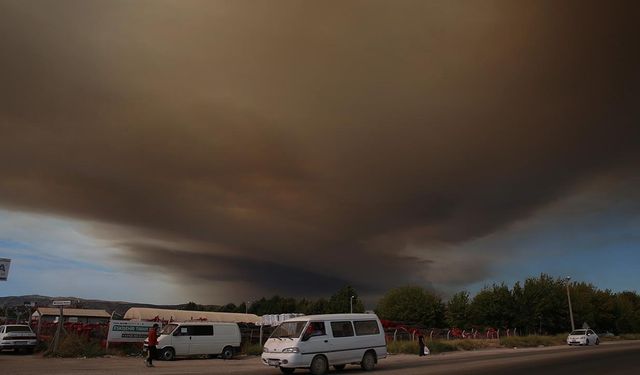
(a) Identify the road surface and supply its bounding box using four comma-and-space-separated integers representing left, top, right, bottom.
1, 340, 638, 375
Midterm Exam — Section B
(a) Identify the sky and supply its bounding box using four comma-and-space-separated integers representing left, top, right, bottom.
0, 1, 639, 306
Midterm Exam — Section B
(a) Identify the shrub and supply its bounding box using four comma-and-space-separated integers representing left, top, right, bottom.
242, 342, 264, 356
46, 333, 105, 358
387, 340, 420, 354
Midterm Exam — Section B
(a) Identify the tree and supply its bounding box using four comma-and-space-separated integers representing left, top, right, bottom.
328, 286, 364, 314
182, 301, 202, 311
469, 283, 515, 329
446, 291, 470, 328
376, 286, 444, 327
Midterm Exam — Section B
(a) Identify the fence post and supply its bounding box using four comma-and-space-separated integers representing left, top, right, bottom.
430, 330, 434, 342
446, 330, 450, 340
393, 329, 397, 342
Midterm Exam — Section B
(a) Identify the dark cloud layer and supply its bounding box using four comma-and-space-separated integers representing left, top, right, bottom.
1, 1, 639, 300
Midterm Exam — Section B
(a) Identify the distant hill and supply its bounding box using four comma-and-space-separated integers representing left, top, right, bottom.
0, 295, 190, 317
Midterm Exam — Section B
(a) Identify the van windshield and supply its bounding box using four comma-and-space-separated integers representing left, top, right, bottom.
161, 324, 178, 335
270, 321, 306, 339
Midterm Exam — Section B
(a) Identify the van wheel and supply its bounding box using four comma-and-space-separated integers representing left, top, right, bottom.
361, 351, 376, 371
310, 355, 328, 375
280, 368, 295, 374
221, 346, 234, 360
595, 338, 600, 345
334, 364, 346, 371
161, 348, 175, 361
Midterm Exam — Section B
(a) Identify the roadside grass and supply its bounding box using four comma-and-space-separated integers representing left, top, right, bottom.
602, 333, 640, 342
500, 334, 566, 348
387, 339, 498, 354
619, 333, 640, 340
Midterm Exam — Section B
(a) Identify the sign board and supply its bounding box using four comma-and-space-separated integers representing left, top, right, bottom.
52, 300, 71, 306
107, 320, 162, 343
0, 258, 10, 281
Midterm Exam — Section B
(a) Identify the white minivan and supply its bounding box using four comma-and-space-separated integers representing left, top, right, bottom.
262, 314, 387, 374
145, 321, 241, 360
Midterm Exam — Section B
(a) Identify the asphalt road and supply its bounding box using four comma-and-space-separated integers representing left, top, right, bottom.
1, 341, 638, 375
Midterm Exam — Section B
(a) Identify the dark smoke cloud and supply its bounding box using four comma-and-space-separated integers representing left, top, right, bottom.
1, 1, 639, 301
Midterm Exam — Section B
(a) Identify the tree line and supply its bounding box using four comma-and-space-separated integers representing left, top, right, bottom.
182, 274, 640, 334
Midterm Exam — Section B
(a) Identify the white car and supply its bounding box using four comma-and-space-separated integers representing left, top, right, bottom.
0, 325, 38, 353
567, 329, 599, 346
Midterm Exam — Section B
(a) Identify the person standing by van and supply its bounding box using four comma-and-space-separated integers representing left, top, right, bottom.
146, 323, 159, 367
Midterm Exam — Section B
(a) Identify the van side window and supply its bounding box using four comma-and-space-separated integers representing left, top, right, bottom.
354, 320, 380, 336
175, 326, 192, 336
303, 322, 326, 339
192, 325, 214, 336
331, 321, 354, 338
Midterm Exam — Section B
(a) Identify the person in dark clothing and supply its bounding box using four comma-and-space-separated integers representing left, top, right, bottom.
146, 323, 159, 367
418, 335, 426, 356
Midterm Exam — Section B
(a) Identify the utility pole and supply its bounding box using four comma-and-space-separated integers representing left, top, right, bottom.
350, 296, 355, 314
565, 276, 575, 331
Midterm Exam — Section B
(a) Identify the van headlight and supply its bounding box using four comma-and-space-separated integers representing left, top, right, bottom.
282, 347, 300, 353
263, 347, 270, 353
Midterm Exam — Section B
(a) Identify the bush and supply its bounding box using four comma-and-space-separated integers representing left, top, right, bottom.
46, 333, 105, 358
242, 342, 264, 356
387, 340, 420, 354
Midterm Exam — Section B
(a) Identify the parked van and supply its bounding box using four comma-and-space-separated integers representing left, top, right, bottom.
261, 314, 387, 374
145, 321, 241, 360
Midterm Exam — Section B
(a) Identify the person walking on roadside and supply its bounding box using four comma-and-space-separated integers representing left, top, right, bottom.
418, 335, 426, 356
146, 323, 159, 367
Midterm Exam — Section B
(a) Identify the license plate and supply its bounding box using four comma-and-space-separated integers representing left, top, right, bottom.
268, 359, 280, 366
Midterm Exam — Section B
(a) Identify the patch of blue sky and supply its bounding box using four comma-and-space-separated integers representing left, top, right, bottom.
0, 240, 113, 273
455, 180, 640, 296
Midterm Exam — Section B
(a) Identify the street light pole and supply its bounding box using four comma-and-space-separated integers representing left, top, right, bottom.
565, 276, 575, 332
350, 296, 355, 314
